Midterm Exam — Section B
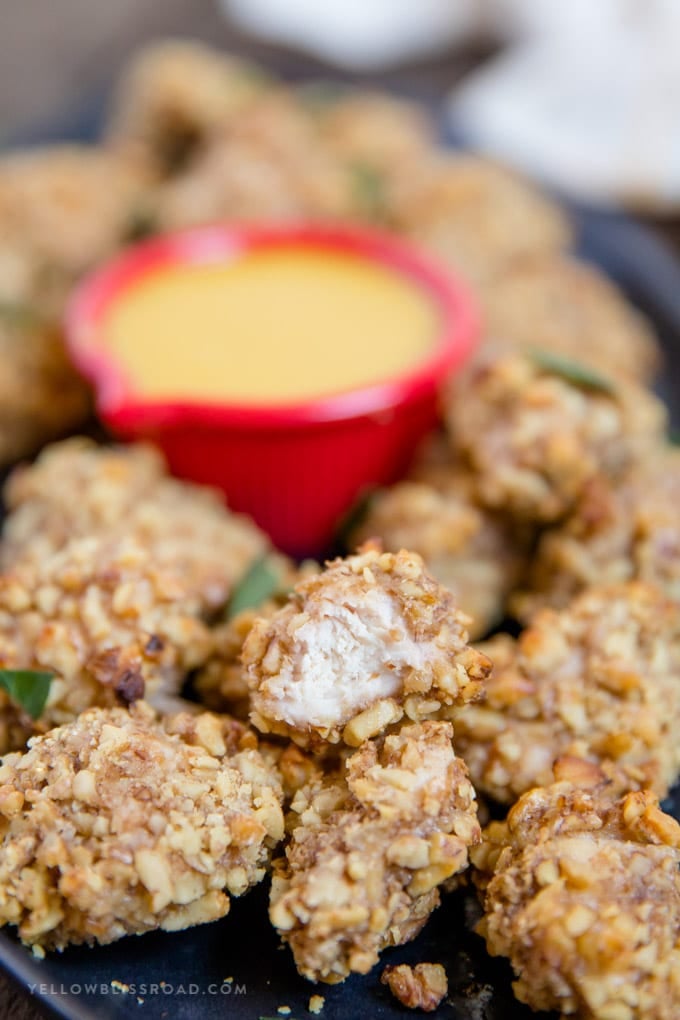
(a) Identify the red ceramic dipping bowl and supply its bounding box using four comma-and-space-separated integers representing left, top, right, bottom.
66, 224, 479, 558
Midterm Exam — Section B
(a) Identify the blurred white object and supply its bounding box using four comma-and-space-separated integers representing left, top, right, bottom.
448, 0, 680, 209
222, 0, 483, 70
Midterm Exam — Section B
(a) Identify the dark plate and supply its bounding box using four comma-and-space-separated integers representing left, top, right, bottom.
1, 91, 680, 1020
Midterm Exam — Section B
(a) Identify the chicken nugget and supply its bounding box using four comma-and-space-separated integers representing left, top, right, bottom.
350, 467, 528, 639
388, 155, 570, 286
243, 547, 490, 750
0, 702, 283, 951
453, 583, 680, 804
514, 447, 680, 620
106, 40, 271, 176
474, 761, 680, 1019
270, 720, 479, 983
481, 255, 661, 384
446, 351, 666, 524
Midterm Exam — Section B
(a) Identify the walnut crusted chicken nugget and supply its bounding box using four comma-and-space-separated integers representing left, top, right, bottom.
0, 145, 146, 313
388, 155, 570, 286
0, 703, 283, 951
106, 39, 272, 176
453, 583, 680, 805
0, 314, 91, 469
270, 720, 480, 983
243, 547, 490, 750
445, 351, 666, 524
474, 763, 680, 1020
195, 556, 319, 718
2, 438, 267, 585
154, 90, 357, 230
514, 448, 680, 621
480, 254, 661, 385
0, 536, 221, 746
350, 469, 528, 640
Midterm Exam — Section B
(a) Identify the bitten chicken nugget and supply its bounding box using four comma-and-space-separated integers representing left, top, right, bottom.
453, 583, 680, 804
445, 351, 666, 524
474, 760, 680, 1019
243, 547, 490, 750
0, 702, 283, 951
195, 557, 319, 719
270, 720, 479, 983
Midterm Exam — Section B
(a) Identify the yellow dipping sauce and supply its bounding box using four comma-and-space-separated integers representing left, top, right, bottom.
105, 247, 440, 403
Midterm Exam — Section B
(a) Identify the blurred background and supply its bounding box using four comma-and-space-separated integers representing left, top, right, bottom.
3, 0, 680, 221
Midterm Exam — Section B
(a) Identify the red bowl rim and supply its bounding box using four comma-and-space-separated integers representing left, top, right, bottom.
65, 222, 480, 431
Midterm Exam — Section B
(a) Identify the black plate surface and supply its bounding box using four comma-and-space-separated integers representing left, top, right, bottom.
1, 92, 680, 1020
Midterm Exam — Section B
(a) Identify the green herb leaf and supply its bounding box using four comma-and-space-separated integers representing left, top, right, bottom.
529, 349, 616, 395
0, 669, 52, 719
297, 79, 350, 110
0, 301, 43, 329
670, 431, 680, 446
349, 162, 386, 221
333, 488, 377, 553
227, 557, 282, 619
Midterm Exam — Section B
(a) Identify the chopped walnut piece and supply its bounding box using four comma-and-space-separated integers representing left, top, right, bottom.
381, 962, 448, 1012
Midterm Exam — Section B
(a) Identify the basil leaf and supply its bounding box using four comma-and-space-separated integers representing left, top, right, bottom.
0, 301, 43, 329
297, 80, 350, 110
349, 162, 386, 221
529, 349, 616, 395
227, 557, 282, 619
0, 669, 52, 719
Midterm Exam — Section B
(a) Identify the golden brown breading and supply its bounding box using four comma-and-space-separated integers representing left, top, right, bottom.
381, 962, 448, 1013
474, 763, 680, 1019
445, 352, 666, 524
0, 702, 283, 951
388, 155, 571, 285
453, 583, 680, 804
270, 721, 479, 983
480, 255, 661, 384
2, 437, 267, 585
514, 448, 680, 620
154, 90, 357, 230
0, 145, 145, 314
0, 315, 90, 468
350, 467, 528, 640
243, 547, 490, 750
106, 39, 271, 176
